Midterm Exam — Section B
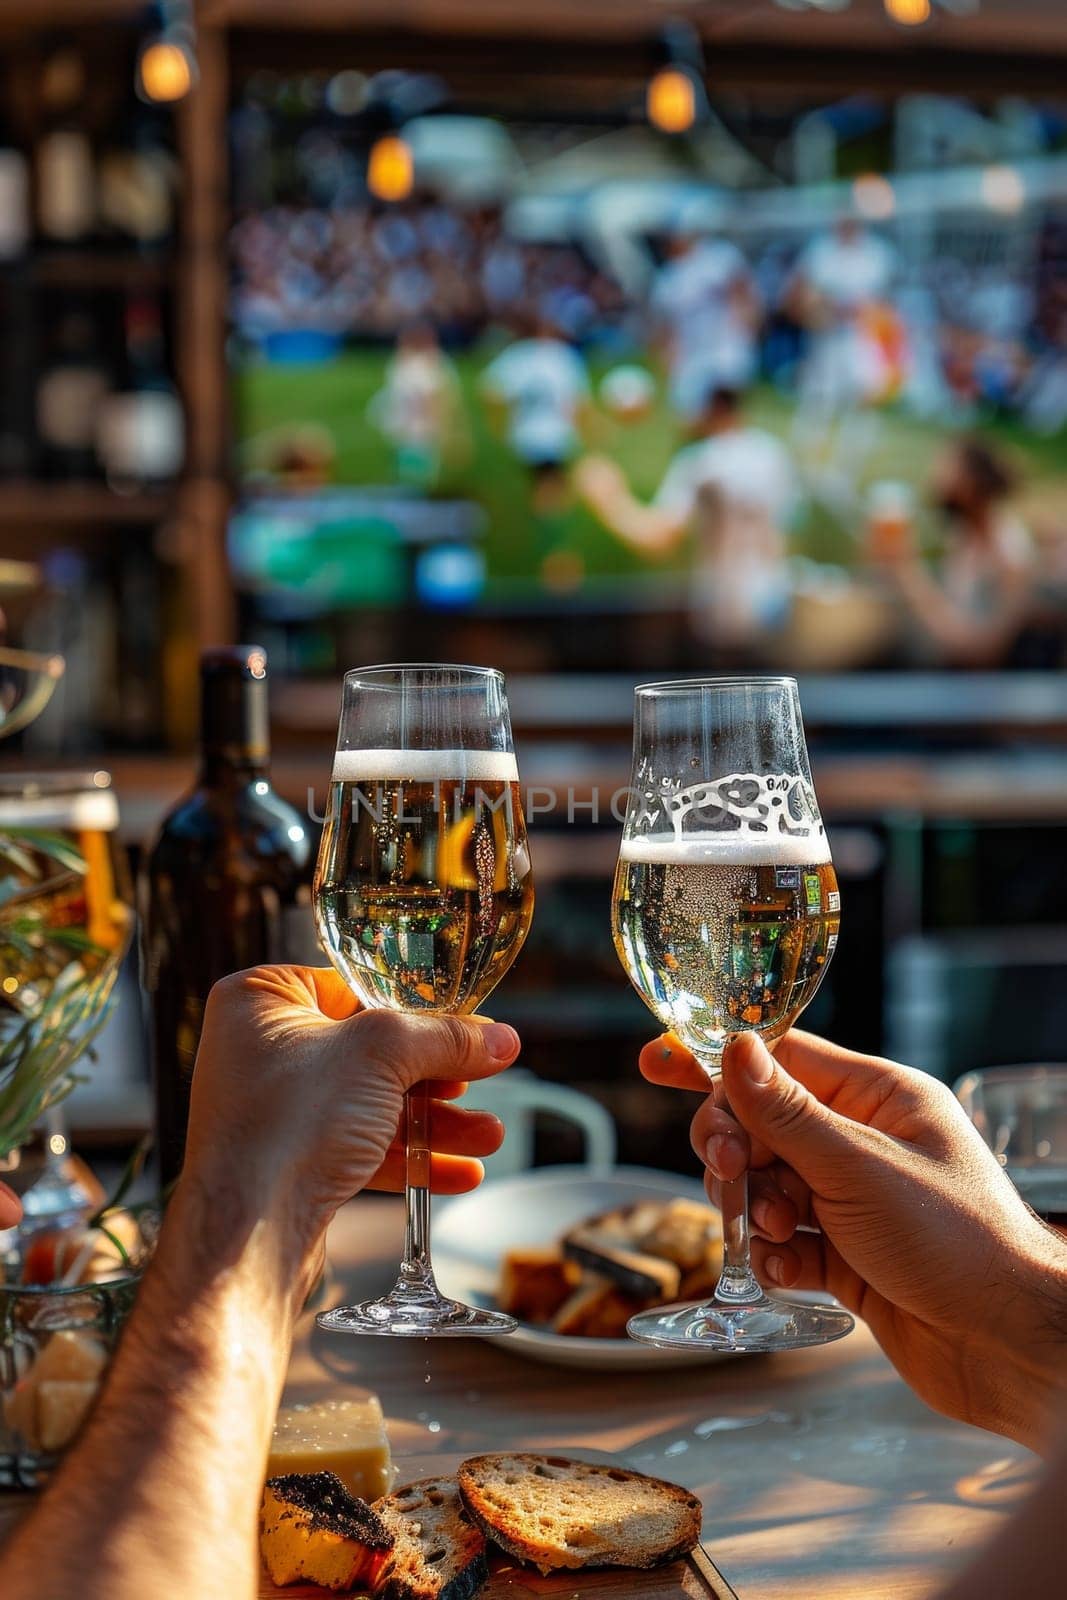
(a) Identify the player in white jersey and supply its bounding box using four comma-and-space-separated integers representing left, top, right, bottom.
575, 385, 799, 652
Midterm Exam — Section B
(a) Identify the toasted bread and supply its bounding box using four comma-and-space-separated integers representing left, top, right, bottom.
374, 1475, 488, 1600
259, 1471, 393, 1591
498, 1248, 580, 1323
550, 1279, 650, 1339
635, 1199, 721, 1272
561, 1225, 681, 1300
457, 1452, 702, 1575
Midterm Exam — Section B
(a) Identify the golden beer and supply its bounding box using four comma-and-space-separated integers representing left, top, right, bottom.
0, 783, 133, 1018
612, 836, 839, 1068
314, 751, 533, 1014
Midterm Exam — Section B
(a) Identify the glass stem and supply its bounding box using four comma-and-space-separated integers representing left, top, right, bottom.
713, 1088, 764, 1306
399, 1082, 436, 1293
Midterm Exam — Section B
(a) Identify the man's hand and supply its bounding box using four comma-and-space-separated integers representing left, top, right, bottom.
183, 965, 520, 1288
641, 1028, 1067, 1452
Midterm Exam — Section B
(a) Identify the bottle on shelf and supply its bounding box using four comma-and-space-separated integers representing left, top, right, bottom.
34, 50, 95, 246
96, 105, 176, 249
35, 301, 112, 480
142, 647, 313, 1189
96, 294, 183, 492
0, 144, 30, 261
0, 120, 32, 476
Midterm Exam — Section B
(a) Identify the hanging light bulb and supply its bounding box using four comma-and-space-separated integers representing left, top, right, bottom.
884, 0, 932, 23
647, 66, 699, 135
138, 37, 195, 102
367, 133, 414, 203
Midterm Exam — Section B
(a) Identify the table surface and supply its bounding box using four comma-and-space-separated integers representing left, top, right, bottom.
288, 1196, 1036, 1600
0, 1192, 1039, 1598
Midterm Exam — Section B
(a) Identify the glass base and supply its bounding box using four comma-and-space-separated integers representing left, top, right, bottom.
317, 1281, 517, 1339
627, 1293, 855, 1354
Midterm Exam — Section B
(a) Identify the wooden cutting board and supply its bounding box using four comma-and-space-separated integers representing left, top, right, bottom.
259, 1545, 738, 1600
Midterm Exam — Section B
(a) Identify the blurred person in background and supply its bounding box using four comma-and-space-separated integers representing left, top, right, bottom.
367, 321, 468, 488
575, 384, 798, 656
874, 437, 1036, 668
650, 232, 761, 423
788, 214, 901, 512
479, 313, 592, 517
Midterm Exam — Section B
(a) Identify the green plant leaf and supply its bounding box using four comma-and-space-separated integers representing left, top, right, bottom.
94, 1223, 131, 1267
48, 929, 108, 957
0, 836, 42, 882
91, 1134, 152, 1226
3, 830, 88, 875
0, 962, 117, 1158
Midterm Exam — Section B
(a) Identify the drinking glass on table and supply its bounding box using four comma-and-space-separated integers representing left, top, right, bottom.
612, 676, 854, 1353
313, 664, 534, 1336
955, 1065, 1067, 1233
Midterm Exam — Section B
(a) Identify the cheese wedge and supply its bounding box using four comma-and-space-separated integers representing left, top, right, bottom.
260, 1471, 393, 1591
267, 1398, 394, 1501
37, 1379, 99, 1451
32, 1330, 109, 1384
2, 1332, 108, 1451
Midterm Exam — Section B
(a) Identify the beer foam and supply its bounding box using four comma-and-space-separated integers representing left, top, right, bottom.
332, 748, 519, 783
0, 790, 120, 831
620, 831, 831, 866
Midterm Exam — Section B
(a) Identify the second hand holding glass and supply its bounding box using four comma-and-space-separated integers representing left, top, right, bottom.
612, 676, 854, 1353
313, 664, 534, 1337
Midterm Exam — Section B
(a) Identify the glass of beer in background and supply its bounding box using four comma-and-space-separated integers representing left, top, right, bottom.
612, 677, 854, 1352
313, 664, 533, 1336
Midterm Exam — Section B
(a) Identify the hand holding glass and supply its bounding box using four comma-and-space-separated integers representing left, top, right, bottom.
612, 677, 853, 1352
313, 664, 534, 1336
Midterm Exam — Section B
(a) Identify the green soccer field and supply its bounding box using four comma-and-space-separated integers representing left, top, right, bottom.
234, 347, 1067, 590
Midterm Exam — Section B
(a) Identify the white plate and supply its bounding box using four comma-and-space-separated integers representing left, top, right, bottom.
433, 1165, 726, 1370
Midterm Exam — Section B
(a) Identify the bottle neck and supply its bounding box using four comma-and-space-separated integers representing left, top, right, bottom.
198, 749, 270, 787
197, 669, 270, 787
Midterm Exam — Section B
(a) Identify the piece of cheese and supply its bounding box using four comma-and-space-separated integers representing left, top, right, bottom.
2, 1332, 108, 1452
32, 1330, 109, 1385
260, 1472, 393, 1592
267, 1398, 394, 1501
36, 1379, 100, 1451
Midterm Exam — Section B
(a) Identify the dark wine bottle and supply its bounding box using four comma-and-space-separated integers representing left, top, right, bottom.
35, 302, 112, 480
142, 646, 312, 1189
97, 294, 184, 492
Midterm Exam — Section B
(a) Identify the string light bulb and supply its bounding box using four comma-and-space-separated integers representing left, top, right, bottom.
884, 0, 931, 23
367, 133, 414, 202
647, 66, 699, 135
138, 38, 195, 102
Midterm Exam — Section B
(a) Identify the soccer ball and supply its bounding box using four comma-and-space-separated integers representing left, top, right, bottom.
599, 365, 656, 422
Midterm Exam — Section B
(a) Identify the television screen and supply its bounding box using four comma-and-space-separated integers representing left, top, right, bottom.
228, 78, 1067, 670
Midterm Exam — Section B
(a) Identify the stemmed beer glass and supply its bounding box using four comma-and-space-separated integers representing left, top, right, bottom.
313, 665, 534, 1336
612, 677, 854, 1352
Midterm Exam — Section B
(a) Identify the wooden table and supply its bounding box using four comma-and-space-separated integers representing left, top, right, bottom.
0, 1192, 1040, 1598
287, 1195, 1037, 1600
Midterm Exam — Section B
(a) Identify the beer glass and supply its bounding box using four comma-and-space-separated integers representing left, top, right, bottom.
613, 677, 854, 1352
313, 664, 534, 1336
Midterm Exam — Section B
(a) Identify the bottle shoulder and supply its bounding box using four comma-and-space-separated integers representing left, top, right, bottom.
147, 782, 311, 865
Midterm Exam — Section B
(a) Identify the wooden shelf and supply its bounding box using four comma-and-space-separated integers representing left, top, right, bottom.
1, 250, 176, 291
0, 482, 174, 528
0, 0, 143, 30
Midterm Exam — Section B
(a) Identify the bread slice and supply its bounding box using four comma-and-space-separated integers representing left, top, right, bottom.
635, 1199, 721, 1272
498, 1247, 580, 1323
457, 1453, 701, 1575
561, 1225, 680, 1301
259, 1472, 393, 1591
551, 1279, 651, 1339
374, 1475, 488, 1600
